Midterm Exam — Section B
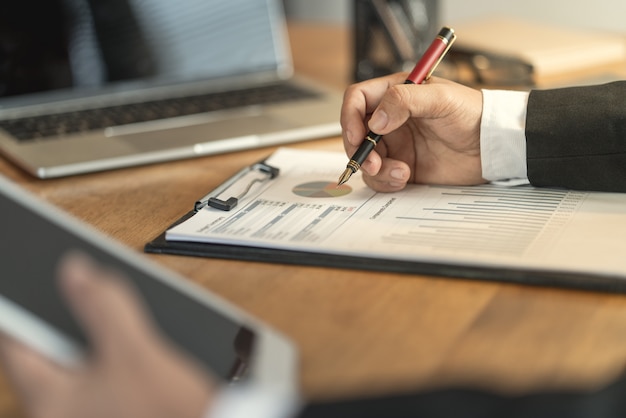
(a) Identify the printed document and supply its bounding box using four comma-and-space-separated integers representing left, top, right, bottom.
166, 148, 626, 279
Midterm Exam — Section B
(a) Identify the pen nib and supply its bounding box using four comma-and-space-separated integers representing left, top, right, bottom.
337, 168, 353, 186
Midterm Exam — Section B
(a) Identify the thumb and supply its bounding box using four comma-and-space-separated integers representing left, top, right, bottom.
57, 251, 160, 360
367, 80, 449, 135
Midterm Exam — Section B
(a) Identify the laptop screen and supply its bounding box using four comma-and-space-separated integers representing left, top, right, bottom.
0, 0, 291, 106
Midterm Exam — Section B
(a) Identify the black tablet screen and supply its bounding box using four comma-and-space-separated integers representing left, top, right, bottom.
0, 192, 254, 382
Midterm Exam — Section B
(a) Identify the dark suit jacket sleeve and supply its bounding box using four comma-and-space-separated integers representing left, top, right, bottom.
296, 374, 626, 418
525, 81, 626, 192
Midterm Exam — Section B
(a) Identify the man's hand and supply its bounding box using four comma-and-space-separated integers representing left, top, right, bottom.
0, 251, 215, 418
341, 74, 485, 192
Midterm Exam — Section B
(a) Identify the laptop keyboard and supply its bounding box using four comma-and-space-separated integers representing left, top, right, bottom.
0, 83, 319, 142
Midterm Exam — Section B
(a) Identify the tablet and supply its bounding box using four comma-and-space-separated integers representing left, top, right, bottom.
0, 175, 298, 396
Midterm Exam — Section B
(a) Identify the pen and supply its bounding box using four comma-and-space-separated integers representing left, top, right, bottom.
337, 26, 457, 186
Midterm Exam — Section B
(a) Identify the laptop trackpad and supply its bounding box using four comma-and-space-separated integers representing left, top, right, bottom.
109, 113, 297, 152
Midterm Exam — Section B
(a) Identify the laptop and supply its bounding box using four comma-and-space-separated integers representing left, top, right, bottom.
0, 0, 343, 178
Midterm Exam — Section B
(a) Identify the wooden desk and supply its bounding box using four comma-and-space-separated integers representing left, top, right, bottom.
2, 22, 626, 417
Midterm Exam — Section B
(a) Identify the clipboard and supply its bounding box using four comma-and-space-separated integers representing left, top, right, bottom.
145, 148, 626, 293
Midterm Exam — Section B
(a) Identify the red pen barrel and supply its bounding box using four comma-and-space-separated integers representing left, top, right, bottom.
405, 27, 456, 84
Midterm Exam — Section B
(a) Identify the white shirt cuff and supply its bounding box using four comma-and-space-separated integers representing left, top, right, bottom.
205, 385, 301, 418
480, 89, 530, 185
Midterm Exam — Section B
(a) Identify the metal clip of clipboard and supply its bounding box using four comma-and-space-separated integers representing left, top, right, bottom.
194, 162, 279, 212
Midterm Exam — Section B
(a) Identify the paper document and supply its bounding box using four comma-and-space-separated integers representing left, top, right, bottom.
166, 148, 626, 279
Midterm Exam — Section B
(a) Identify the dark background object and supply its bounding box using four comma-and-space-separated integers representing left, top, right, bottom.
353, 0, 439, 82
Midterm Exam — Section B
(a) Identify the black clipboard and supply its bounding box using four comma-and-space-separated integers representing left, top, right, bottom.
144, 156, 626, 294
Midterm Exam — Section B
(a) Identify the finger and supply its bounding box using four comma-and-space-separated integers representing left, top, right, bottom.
362, 158, 411, 192
57, 251, 160, 360
340, 73, 407, 154
367, 78, 452, 136
0, 334, 72, 415
359, 149, 382, 177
